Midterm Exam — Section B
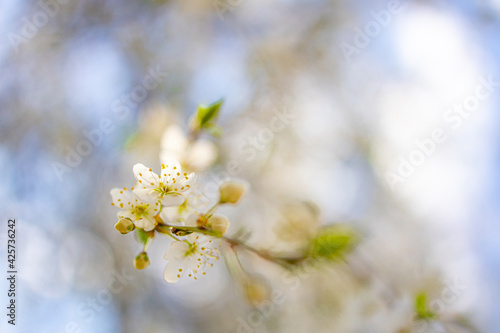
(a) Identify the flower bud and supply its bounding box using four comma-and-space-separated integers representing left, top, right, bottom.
207, 214, 229, 236
115, 218, 135, 234
219, 181, 246, 204
243, 275, 270, 306
134, 252, 150, 270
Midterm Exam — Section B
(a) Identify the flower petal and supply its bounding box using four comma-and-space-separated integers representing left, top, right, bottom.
164, 241, 189, 260
159, 207, 183, 225
161, 193, 185, 207
164, 259, 188, 283
110, 188, 136, 208
185, 213, 200, 227
133, 188, 159, 203
117, 210, 134, 220
133, 163, 160, 188
174, 172, 196, 192
134, 216, 157, 231
187, 233, 212, 245
160, 160, 183, 182
188, 253, 206, 274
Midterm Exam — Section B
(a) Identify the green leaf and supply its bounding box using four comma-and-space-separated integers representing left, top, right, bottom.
309, 224, 358, 261
191, 99, 224, 132
415, 292, 437, 320
199, 99, 223, 125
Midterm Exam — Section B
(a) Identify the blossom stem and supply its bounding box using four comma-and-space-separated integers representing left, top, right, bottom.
154, 215, 211, 236
222, 244, 248, 283
143, 236, 153, 252
155, 224, 221, 237
164, 230, 182, 242
222, 236, 300, 269
232, 246, 248, 276
205, 203, 219, 217
154, 215, 303, 268
188, 126, 201, 142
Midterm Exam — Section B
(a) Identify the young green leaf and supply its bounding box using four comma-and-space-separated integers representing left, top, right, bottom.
191, 99, 224, 133
309, 224, 358, 261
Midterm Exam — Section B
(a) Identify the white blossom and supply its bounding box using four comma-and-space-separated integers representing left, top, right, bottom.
132, 162, 195, 207
110, 187, 159, 231
163, 234, 220, 283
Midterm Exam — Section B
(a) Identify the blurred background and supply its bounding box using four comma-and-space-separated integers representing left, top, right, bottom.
0, 0, 499, 332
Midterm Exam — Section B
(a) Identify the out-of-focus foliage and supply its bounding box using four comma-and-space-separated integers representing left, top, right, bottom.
190, 99, 224, 136
309, 225, 359, 261
415, 292, 437, 320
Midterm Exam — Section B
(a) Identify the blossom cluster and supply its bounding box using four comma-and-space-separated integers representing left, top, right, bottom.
110, 159, 245, 283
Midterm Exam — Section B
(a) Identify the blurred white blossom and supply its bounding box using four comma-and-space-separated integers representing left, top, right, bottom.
160, 124, 218, 171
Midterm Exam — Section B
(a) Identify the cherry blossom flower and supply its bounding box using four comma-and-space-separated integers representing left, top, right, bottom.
110, 187, 159, 231
163, 234, 219, 283
132, 162, 195, 207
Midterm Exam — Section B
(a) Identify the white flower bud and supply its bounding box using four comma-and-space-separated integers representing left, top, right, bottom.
207, 214, 229, 236
114, 218, 135, 234
219, 181, 246, 204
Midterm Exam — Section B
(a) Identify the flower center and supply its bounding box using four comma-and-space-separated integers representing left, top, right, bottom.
185, 243, 198, 256
156, 182, 172, 197
133, 204, 149, 218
